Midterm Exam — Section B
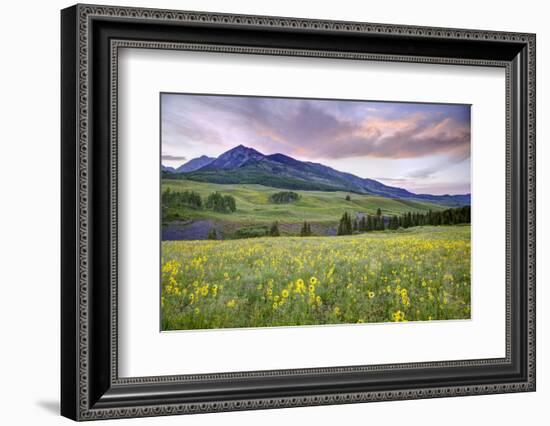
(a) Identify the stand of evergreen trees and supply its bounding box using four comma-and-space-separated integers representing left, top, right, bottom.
337, 212, 353, 235
161, 188, 202, 209
205, 191, 236, 213
338, 208, 384, 235
395, 206, 470, 228
162, 188, 237, 215
337, 205, 470, 236
269, 191, 300, 204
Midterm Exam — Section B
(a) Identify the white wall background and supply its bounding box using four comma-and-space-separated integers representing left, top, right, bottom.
0, 0, 546, 424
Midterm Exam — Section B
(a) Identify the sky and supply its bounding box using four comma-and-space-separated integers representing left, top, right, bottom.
161, 93, 471, 195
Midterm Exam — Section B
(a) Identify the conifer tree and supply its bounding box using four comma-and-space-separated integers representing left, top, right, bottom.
337, 212, 353, 235
360, 216, 366, 232
378, 215, 385, 230
366, 215, 374, 232
337, 214, 345, 235
300, 221, 313, 237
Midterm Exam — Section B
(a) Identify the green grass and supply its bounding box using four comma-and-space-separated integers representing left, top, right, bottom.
162, 180, 445, 227
161, 225, 471, 330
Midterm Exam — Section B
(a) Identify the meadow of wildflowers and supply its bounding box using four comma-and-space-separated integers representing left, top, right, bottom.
161, 225, 470, 330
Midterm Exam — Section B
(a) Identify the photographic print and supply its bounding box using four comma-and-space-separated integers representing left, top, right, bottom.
160, 93, 471, 331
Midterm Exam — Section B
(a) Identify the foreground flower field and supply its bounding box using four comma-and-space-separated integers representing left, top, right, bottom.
161, 225, 471, 330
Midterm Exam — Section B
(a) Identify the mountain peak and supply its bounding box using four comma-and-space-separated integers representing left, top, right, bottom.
204, 145, 265, 170
227, 144, 262, 154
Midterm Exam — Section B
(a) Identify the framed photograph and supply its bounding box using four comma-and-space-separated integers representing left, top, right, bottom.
61, 4, 536, 421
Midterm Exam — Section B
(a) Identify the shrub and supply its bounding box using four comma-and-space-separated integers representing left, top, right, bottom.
269, 221, 280, 237
233, 226, 269, 239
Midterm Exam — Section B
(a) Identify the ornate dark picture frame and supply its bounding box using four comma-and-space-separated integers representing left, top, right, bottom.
61, 4, 536, 421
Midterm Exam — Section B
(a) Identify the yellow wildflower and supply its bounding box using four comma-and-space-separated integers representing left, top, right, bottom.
392, 310, 406, 322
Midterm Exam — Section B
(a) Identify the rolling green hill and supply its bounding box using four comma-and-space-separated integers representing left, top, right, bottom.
162, 180, 445, 229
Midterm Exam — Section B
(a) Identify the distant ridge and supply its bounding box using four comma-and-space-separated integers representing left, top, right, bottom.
161, 165, 176, 173
175, 155, 215, 173
168, 145, 470, 207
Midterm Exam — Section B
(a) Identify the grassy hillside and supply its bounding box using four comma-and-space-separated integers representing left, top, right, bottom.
162, 179, 445, 227
161, 225, 471, 330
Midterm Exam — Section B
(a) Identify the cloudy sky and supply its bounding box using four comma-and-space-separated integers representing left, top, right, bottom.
161, 93, 471, 195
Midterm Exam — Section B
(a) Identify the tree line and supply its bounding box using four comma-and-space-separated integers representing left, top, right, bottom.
162, 188, 236, 214
337, 205, 471, 236
234, 205, 470, 240
337, 209, 387, 235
